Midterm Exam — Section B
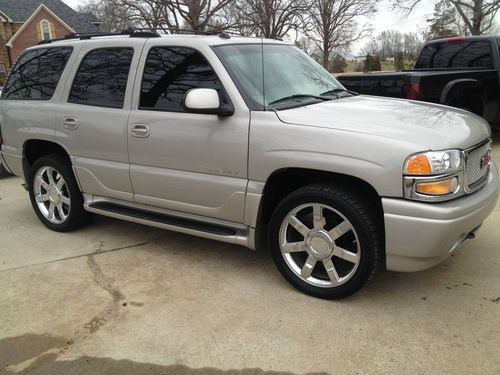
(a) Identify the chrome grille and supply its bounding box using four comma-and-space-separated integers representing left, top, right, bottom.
465, 141, 490, 189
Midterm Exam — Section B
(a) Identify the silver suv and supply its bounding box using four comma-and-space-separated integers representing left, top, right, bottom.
1, 31, 498, 298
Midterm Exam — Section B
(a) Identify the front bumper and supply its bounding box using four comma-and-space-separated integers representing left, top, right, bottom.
383, 162, 499, 272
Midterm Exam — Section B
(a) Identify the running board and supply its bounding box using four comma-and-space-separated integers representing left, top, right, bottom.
85, 201, 254, 249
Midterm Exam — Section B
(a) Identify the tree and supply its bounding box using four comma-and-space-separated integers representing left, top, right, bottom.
330, 54, 347, 73
106, 0, 174, 30
307, 0, 376, 69
78, 0, 133, 31
362, 38, 380, 56
423, 0, 459, 40
295, 36, 316, 56
227, 0, 308, 38
367, 30, 422, 61
168, 0, 235, 31
394, 51, 404, 70
393, 0, 500, 35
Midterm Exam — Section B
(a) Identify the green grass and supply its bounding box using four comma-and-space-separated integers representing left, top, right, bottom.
343, 60, 415, 73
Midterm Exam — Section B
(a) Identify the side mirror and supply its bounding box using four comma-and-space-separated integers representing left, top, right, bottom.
183, 88, 233, 116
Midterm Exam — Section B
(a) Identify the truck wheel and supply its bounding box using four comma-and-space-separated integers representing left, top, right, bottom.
269, 184, 382, 299
28, 154, 92, 232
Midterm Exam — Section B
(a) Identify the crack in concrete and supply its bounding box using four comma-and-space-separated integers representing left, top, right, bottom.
87, 255, 125, 302
0, 236, 166, 273
2, 240, 156, 373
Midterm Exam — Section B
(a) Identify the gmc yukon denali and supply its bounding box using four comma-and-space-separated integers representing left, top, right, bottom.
0, 30, 498, 299
338, 36, 500, 127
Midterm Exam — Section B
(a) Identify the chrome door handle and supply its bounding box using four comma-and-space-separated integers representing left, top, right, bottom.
130, 124, 150, 138
63, 118, 78, 130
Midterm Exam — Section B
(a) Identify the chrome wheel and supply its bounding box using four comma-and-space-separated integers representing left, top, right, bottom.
33, 166, 71, 224
279, 203, 361, 288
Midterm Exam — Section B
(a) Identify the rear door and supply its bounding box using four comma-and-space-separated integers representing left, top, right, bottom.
55, 39, 145, 202
127, 41, 250, 223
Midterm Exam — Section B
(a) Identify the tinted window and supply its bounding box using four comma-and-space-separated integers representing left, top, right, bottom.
415, 41, 493, 69
140, 47, 224, 112
2, 47, 72, 100
69, 48, 133, 108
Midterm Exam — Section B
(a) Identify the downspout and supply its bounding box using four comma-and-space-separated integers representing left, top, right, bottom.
6, 44, 12, 68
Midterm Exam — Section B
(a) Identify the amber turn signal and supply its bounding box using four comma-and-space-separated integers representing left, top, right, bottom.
416, 178, 458, 196
405, 154, 431, 175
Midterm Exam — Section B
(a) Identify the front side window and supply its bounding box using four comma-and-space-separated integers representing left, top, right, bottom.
2, 47, 72, 100
69, 48, 134, 108
415, 41, 494, 69
140, 47, 225, 112
214, 44, 345, 110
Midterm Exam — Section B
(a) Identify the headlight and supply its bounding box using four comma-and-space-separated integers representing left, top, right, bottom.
405, 150, 463, 175
404, 149, 464, 201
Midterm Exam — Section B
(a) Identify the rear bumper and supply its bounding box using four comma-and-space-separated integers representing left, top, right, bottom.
383, 163, 499, 272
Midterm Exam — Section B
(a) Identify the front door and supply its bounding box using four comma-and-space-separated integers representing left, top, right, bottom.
127, 44, 249, 223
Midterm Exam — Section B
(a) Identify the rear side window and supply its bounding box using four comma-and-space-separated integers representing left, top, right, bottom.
140, 47, 224, 112
69, 47, 134, 108
415, 41, 494, 69
2, 47, 72, 100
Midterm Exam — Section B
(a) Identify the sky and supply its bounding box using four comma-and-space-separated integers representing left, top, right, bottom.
63, 0, 435, 53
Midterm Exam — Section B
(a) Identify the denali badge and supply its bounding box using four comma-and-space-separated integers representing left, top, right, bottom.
480, 151, 492, 169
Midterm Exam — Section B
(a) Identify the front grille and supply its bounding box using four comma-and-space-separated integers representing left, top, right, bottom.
465, 141, 490, 190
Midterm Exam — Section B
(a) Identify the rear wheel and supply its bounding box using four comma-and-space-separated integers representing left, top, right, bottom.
269, 184, 382, 299
28, 154, 92, 232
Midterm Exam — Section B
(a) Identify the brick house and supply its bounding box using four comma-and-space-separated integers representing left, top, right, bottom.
0, 0, 99, 83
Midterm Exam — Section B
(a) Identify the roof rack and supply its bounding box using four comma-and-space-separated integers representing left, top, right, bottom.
38, 28, 160, 45
37, 27, 276, 45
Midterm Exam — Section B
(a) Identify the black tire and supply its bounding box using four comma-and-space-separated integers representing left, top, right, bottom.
28, 154, 92, 232
269, 183, 382, 299
0, 163, 11, 178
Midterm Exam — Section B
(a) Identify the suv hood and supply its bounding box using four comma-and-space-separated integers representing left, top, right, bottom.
275, 95, 490, 150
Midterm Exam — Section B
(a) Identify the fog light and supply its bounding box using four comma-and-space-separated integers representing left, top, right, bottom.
416, 177, 458, 196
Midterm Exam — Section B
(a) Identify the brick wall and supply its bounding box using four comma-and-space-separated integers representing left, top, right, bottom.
0, 21, 20, 82
9, 8, 73, 63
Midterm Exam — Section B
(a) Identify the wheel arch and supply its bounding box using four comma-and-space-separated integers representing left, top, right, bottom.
23, 139, 74, 184
440, 78, 486, 116
254, 168, 385, 251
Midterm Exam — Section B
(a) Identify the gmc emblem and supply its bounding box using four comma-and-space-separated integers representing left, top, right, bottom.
480, 151, 491, 169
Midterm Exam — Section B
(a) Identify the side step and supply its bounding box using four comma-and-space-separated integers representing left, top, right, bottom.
88, 202, 237, 236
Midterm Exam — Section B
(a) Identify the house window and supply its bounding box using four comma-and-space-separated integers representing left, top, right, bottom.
0, 64, 5, 74
41, 20, 51, 40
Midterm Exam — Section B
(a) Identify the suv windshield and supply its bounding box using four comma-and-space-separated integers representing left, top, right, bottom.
213, 44, 345, 110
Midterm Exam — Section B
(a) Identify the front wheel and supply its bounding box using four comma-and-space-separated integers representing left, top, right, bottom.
269, 184, 382, 299
28, 154, 92, 232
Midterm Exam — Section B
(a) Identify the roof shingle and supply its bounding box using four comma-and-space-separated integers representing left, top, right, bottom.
0, 0, 99, 33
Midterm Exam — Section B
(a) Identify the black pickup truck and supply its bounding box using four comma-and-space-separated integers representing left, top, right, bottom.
337, 36, 500, 126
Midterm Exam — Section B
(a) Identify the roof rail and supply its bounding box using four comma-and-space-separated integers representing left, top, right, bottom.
38, 28, 160, 45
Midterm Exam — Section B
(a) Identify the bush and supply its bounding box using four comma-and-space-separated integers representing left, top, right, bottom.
394, 51, 405, 71
363, 54, 371, 72
371, 55, 382, 71
330, 55, 347, 73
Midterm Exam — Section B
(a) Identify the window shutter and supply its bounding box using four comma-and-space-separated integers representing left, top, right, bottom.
36, 23, 42, 40
49, 22, 55, 38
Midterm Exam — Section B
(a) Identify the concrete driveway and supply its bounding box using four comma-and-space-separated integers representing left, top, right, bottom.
1, 138, 499, 375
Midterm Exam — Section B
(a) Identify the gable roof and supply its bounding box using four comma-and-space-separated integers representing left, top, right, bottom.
0, 0, 99, 33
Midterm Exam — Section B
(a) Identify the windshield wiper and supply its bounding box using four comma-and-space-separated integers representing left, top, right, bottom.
268, 94, 330, 105
320, 88, 359, 96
